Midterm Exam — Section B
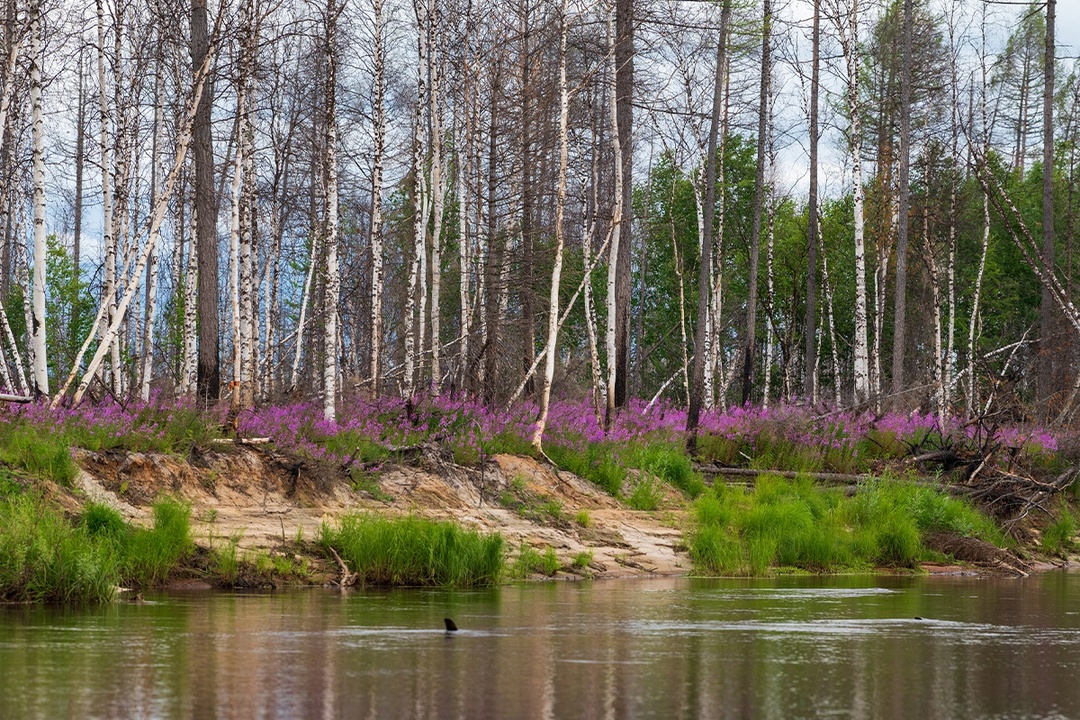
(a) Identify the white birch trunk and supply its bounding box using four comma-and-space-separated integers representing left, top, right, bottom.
288, 234, 318, 392
604, 8, 622, 429
533, 0, 570, 450
228, 101, 244, 413
925, 212, 945, 426
582, 170, 603, 424
819, 220, 842, 407
140, 60, 165, 402
29, 0, 48, 396
322, 0, 341, 422
97, 0, 118, 395
693, 176, 711, 405
239, 1, 258, 410
182, 202, 199, 396
839, 0, 869, 405
676, 173, 691, 405
428, 0, 445, 394
456, 110, 469, 392
369, 0, 385, 393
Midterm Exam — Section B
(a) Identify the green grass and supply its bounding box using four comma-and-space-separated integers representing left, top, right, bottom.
575, 509, 591, 528
123, 499, 195, 586
547, 442, 626, 496
627, 475, 663, 511
319, 514, 504, 587
0, 423, 79, 485
632, 443, 706, 498
689, 476, 1007, 576
0, 495, 198, 603
1042, 510, 1077, 556
571, 550, 593, 569
511, 544, 560, 578
0, 494, 121, 603
350, 468, 394, 502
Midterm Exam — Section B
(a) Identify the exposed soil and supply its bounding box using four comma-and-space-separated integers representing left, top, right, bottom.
67, 443, 1063, 583
73, 444, 689, 580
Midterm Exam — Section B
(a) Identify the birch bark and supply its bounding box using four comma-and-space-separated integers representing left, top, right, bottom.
29, 0, 47, 396
533, 0, 570, 451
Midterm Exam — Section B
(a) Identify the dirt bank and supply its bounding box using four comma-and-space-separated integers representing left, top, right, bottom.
73, 444, 689, 580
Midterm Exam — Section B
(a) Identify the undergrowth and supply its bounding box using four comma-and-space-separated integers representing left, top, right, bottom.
689, 475, 1007, 576
0, 495, 195, 603
319, 513, 504, 587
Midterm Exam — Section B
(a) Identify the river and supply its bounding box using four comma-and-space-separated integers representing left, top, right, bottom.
2, 573, 1079, 719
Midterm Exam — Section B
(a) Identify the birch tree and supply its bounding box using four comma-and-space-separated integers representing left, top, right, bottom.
369, 0, 385, 394
322, 0, 342, 421
604, 7, 623, 430
831, 0, 870, 404
741, 0, 771, 406
687, 0, 730, 446
28, 0, 46, 396
533, 0, 570, 452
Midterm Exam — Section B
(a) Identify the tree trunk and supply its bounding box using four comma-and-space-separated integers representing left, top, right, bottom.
533, 0, 570, 451
428, 0, 445, 394
604, 7, 623, 430
742, 0, 771, 406
322, 0, 341, 422
687, 0, 730, 446
1037, 0, 1056, 416
805, 0, 819, 402
192, 0, 219, 405
369, 0, 385, 395
838, 0, 870, 405
613, 0, 633, 409
29, 0, 47, 396
140, 54, 165, 402
892, 0, 913, 400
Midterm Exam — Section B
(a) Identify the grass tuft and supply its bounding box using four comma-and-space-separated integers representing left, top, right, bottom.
319, 514, 504, 587
689, 476, 1005, 576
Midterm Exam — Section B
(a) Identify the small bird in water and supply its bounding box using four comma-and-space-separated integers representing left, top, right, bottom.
444, 617, 458, 632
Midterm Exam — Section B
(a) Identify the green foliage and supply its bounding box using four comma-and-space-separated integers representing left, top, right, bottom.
45, 235, 96, 382
123, 499, 194, 587
0, 421, 79, 485
632, 443, 705, 498
571, 550, 593, 569
511, 543, 560, 578
0, 494, 120, 603
350, 469, 394, 502
547, 442, 626, 496
627, 475, 663, 511
575, 509, 591, 528
689, 476, 1004, 576
1041, 511, 1077, 557
319, 513, 504, 587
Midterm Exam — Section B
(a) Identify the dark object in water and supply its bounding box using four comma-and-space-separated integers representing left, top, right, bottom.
444, 618, 458, 632
914, 616, 925, 621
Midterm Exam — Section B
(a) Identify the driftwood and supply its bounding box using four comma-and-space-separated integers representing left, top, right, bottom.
328, 546, 357, 588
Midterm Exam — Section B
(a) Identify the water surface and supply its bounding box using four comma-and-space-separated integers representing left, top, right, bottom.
2, 573, 1079, 719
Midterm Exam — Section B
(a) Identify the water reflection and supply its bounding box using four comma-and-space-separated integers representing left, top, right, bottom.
2, 574, 1080, 719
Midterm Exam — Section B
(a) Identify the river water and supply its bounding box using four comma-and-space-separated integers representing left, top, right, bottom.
2, 573, 1079, 719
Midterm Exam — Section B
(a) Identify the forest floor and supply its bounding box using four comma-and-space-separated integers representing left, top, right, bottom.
67, 443, 689, 583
